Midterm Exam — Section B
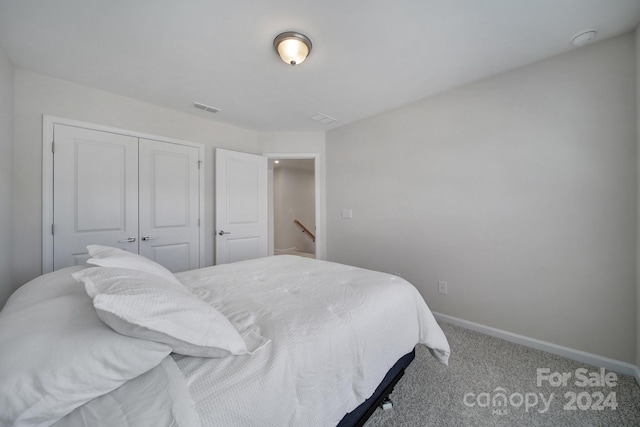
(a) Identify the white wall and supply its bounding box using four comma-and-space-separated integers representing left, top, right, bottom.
327, 33, 637, 363
13, 69, 259, 287
636, 26, 640, 370
274, 164, 316, 253
0, 44, 13, 309
258, 131, 326, 259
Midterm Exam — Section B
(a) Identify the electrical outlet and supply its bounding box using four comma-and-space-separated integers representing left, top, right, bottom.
438, 281, 448, 295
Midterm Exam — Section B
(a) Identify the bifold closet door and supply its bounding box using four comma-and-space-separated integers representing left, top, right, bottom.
138, 139, 200, 272
52, 126, 200, 273
52, 124, 139, 270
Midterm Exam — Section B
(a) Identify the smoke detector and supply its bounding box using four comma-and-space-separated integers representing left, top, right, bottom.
571, 30, 596, 47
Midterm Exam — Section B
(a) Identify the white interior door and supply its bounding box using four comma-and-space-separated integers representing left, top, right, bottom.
53, 124, 139, 269
139, 139, 200, 272
215, 148, 268, 264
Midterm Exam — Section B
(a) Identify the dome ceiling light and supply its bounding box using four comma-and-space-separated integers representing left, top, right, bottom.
273, 31, 312, 66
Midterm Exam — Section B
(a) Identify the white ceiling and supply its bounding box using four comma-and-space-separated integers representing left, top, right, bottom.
0, 0, 638, 132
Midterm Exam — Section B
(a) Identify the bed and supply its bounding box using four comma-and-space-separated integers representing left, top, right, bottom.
0, 246, 450, 427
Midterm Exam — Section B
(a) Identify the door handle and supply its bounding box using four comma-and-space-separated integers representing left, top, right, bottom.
218, 230, 231, 236
118, 237, 136, 243
141, 236, 154, 241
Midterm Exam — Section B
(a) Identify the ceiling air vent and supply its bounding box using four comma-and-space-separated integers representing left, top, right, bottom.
193, 102, 220, 114
311, 113, 336, 125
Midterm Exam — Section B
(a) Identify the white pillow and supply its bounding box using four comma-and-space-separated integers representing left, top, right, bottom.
0, 286, 171, 427
72, 267, 249, 358
1, 265, 88, 315
86, 245, 181, 285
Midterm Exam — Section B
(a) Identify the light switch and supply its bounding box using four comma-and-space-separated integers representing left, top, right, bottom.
341, 209, 353, 219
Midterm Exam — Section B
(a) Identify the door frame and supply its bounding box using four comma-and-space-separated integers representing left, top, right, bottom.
263, 152, 324, 260
42, 115, 206, 273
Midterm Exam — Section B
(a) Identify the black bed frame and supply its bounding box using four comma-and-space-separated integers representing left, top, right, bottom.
337, 348, 416, 427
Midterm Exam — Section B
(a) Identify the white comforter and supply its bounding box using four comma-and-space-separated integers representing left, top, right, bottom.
6, 255, 449, 427
172, 255, 449, 426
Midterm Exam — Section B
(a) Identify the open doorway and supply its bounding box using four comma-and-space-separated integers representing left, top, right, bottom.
268, 157, 316, 259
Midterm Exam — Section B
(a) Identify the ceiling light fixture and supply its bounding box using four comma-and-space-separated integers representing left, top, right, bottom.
274, 31, 312, 66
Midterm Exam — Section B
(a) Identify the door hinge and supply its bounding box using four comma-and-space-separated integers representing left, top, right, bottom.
198, 218, 201, 227
198, 160, 202, 170
51, 141, 55, 153
51, 224, 55, 235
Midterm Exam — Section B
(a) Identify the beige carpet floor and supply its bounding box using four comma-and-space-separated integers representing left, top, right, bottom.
365, 322, 640, 426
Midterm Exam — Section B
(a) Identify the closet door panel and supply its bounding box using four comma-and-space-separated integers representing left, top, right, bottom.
53, 124, 139, 270
138, 139, 200, 272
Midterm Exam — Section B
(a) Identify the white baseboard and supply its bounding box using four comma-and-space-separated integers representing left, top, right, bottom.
274, 247, 297, 253
432, 312, 640, 386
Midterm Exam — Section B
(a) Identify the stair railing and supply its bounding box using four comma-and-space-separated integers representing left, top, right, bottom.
294, 219, 316, 242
